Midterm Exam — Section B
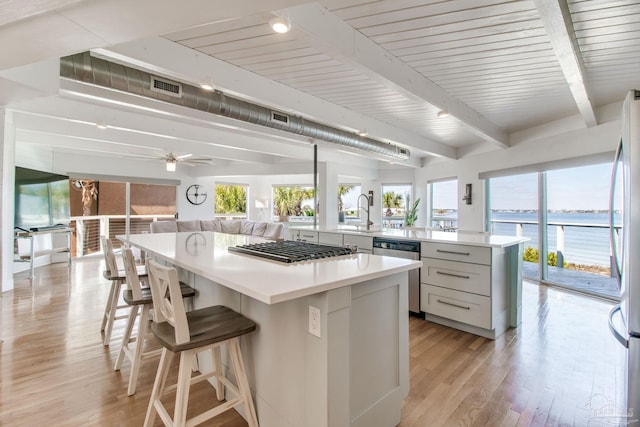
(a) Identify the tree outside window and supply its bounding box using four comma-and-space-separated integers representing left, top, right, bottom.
273, 186, 314, 221
215, 184, 247, 215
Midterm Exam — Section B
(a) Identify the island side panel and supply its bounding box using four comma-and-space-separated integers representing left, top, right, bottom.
349, 272, 409, 427
177, 266, 410, 427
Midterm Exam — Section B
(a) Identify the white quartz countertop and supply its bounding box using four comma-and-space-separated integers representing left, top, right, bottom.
290, 225, 528, 248
119, 232, 422, 305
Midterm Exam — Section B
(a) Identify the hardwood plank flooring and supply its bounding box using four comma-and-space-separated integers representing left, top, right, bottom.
0, 258, 625, 426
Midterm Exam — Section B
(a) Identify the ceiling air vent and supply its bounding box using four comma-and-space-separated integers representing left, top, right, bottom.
271, 111, 289, 124
399, 148, 408, 156
150, 76, 183, 98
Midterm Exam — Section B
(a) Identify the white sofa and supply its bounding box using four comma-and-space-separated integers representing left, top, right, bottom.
150, 219, 285, 240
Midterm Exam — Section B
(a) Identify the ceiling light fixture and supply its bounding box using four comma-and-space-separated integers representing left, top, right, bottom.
96, 122, 108, 129
269, 17, 291, 33
358, 129, 368, 137
166, 159, 176, 172
200, 83, 214, 91
437, 110, 449, 118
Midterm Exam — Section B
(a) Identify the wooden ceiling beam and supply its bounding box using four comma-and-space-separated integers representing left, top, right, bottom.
533, 0, 597, 127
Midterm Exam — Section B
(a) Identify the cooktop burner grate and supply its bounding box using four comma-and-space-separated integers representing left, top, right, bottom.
228, 241, 355, 263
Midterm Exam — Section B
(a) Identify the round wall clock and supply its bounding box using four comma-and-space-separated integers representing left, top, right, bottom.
185, 184, 207, 205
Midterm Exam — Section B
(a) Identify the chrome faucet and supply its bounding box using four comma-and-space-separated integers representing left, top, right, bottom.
357, 193, 373, 230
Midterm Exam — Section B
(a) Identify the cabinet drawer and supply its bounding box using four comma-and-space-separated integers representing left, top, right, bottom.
318, 232, 343, 246
421, 258, 490, 296
297, 231, 319, 243
343, 234, 373, 251
421, 284, 491, 329
421, 242, 490, 265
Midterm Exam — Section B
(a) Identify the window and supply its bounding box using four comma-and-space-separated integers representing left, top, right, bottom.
338, 184, 360, 223
487, 163, 617, 298
272, 185, 315, 221
382, 184, 411, 228
429, 179, 458, 230
215, 184, 248, 217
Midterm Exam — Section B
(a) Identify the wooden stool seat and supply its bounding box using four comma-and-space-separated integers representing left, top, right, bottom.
121, 281, 195, 306
152, 305, 255, 352
114, 248, 196, 396
144, 259, 259, 427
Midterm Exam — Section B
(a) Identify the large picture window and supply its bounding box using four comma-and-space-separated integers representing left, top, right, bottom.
272, 185, 314, 221
215, 184, 248, 217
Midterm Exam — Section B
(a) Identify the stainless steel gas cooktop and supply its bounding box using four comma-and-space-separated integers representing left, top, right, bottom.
228, 241, 355, 263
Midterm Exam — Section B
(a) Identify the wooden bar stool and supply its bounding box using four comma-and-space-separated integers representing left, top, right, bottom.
114, 248, 196, 396
144, 259, 259, 427
100, 237, 147, 346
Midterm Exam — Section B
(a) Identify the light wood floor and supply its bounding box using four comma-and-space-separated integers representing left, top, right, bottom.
1, 258, 625, 426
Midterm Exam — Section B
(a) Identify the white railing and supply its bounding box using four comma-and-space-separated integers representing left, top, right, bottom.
70, 214, 174, 256
490, 219, 621, 275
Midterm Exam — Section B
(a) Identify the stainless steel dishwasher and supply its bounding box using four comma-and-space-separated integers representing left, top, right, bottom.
372, 237, 422, 316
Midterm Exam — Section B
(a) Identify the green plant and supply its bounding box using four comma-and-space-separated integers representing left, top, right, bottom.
215, 184, 246, 214
273, 186, 315, 218
522, 246, 567, 267
404, 194, 421, 227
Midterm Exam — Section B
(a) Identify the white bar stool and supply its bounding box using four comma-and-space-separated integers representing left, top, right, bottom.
144, 259, 259, 427
113, 248, 196, 396
100, 237, 147, 346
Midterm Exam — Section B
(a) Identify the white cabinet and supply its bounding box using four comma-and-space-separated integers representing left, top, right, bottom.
420, 242, 509, 339
343, 234, 373, 254
297, 230, 319, 243
318, 232, 343, 246
285, 228, 299, 241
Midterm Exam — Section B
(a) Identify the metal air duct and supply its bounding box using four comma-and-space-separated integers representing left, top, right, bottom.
59, 52, 410, 161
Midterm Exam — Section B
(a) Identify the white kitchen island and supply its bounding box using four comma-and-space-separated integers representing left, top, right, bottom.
120, 231, 422, 427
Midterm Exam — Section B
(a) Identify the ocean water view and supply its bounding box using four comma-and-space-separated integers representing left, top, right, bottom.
490, 211, 620, 268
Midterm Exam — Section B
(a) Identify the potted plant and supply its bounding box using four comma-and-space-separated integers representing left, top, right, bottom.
404, 194, 421, 227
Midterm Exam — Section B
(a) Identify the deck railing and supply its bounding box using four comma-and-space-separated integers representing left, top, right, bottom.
70, 214, 174, 256
490, 219, 621, 276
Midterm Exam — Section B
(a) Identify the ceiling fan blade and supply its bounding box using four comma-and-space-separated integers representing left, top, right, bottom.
185, 157, 213, 161
176, 153, 193, 160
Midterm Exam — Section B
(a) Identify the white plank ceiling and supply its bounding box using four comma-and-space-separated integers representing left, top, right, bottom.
1, 0, 640, 170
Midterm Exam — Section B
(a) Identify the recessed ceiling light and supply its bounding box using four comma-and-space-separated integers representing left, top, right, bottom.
269, 18, 291, 33
358, 129, 368, 137
96, 122, 108, 129
437, 110, 449, 118
200, 83, 214, 91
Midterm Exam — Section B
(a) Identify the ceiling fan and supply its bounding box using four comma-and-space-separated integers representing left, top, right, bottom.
160, 152, 213, 171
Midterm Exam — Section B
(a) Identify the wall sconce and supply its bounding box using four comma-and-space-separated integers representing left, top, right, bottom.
462, 183, 472, 205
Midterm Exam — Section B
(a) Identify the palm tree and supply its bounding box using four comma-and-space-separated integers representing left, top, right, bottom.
337, 185, 354, 213
215, 185, 247, 214
273, 186, 315, 220
383, 191, 403, 210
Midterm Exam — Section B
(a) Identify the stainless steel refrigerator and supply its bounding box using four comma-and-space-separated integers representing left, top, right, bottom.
609, 89, 640, 421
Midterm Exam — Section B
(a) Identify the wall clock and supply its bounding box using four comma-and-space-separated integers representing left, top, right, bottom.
185, 184, 207, 205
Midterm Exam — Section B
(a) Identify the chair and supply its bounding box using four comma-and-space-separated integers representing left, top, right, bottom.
114, 248, 196, 396
144, 259, 259, 427
100, 236, 147, 346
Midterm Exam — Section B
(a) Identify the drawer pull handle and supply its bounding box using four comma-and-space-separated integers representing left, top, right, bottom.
437, 299, 471, 310
436, 249, 470, 256
436, 271, 470, 279
301, 234, 315, 238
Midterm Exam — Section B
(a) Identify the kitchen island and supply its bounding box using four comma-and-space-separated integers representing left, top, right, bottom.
120, 231, 422, 427
288, 225, 527, 339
